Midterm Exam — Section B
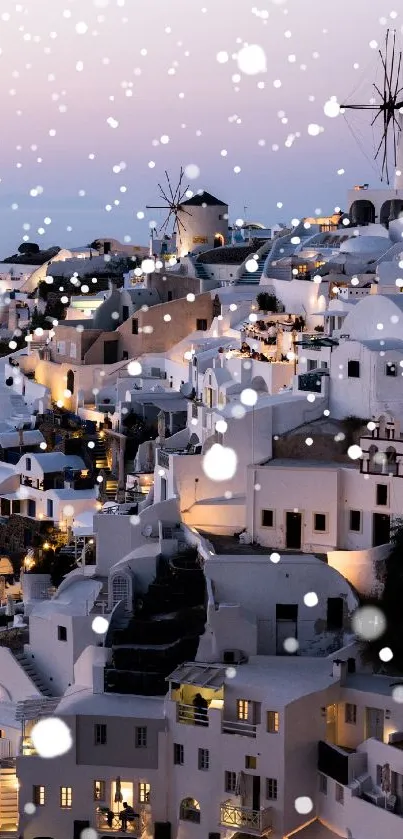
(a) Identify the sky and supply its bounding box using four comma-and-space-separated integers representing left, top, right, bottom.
0, 0, 400, 256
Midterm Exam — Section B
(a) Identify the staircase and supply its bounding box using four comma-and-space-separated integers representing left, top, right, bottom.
13, 652, 53, 697
194, 261, 211, 282
237, 257, 266, 285
0, 765, 18, 834
8, 393, 32, 426
88, 433, 118, 501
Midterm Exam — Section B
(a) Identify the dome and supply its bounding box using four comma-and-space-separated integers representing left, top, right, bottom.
339, 236, 391, 255
389, 217, 403, 244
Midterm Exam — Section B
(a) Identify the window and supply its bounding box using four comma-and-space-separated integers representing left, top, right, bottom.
122, 351, 129, 361
386, 362, 397, 377
47, 499, 54, 518
174, 743, 184, 765
57, 625, 67, 642
57, 341, 66, 355
347, 360, 360, 378
179, 798, 200, 823
138, 782, 150, 803
349, 510, 361, 532
132, 318, 138, 335
335, 784, 344, 805
60, 786, 72, 808
70, 342, 77, 359
307, 359, 317, 371
135, 726, 147, 748
33, 785, 45, 806
345, 703, 357, 724
245, 755, 257, 770
319, 774, 327, 795
376, 484, 388, 506
94, 724, 107, 745
111, 574, 130, 609
237, 700, 249, 721
93, 781, 105, 801
314, 513, 327, 532
198, 748, 210, 770
261, 509, 274, 528
267, 711, 279, 733
225, 771, 237, 793
266, 778, 278, 800
167, 291, 173, 301
376, 764, 383, 786
25, 457, 31, 471
327, 597, 344, 631
196, 319, 208, 331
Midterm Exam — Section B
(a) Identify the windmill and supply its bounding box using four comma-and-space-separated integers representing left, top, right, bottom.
146, 168, 192, 251
341, 29, 403, 185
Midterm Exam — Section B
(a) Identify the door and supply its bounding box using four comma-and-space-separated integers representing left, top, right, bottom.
27, 499, 36, 518
252, 776, 260, 811
276, 605, 297, 655
391, 771, 403, 814
286, 511, 302, 549
373, 513, 390, 547
161, 477, 167, 502
104, 340, 119, 364
326, 704, 337, 744
365, 707, 384, 741
122, 306, 129, 321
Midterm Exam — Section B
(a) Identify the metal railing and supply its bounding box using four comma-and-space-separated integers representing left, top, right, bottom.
222, 719, 257, 737
95, 810, 140, 834
177, 703, 209, 727
157, 449, 170, 468
220, 801, 272, 834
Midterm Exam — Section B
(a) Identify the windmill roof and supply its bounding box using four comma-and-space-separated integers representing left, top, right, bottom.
179, 191, 227, 207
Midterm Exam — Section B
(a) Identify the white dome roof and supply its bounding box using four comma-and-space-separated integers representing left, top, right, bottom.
340, 236, 390, 255
389, 217, 403, 244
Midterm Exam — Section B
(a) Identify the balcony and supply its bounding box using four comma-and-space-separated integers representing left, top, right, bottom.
157, 449, 170, 469
222, 719, 257, 738
220, 801, 273, 835
177, 703, 209, 727
95, 810, 142, 835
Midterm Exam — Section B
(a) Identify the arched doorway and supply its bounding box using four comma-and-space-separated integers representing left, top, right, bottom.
66, 369, 75, 395
214, 233, 224, 248
349, 200, 375, 226
380, 199, 403, 228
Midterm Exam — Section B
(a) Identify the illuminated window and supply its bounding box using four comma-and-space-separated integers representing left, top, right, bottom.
60, 786, 72, 808
93, 780, 106, 801
267, 711, 279, 733
245, 755, 257, 770
138, 782, 150, 803
179, 798, 200, 823
33, 785, 45, 805
237, 700, 249, 721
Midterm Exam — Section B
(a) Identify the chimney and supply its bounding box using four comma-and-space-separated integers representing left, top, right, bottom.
332, 658, 347, 685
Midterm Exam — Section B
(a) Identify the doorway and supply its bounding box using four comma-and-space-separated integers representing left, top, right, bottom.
161, 477, 167, 502
365, 707, 384, 741
104, 340, 119, 364
214, 233, 224, 248
372, 513, 390, 547
286, 512, 302, 549
252, 776, 260, 811
111, 780, 133, 809
66, 369, 75, 395
276, 604, 298, 654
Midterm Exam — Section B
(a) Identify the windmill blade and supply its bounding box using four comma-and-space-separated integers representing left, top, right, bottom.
172, 168, 184, 206
164, 171, 175, 203
158, 184, 173, 207
146, 204, 170, 210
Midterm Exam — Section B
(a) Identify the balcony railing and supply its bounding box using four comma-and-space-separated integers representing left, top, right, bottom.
95, 810, 141, 834
220, 801, 272, 835
177, 703, 209, 727
222, 719, 257, 737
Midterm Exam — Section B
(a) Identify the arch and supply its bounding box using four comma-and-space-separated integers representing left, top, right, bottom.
66, 369, 75, 395
0, 683, 12, 701
179, 798, 201, 823
368, 444, 383, 474
349, 200, 375, 227
386, 446, 397, 475
111, 573, 131, 610
189, 432, 201, 447
250, 375, 268, 394
214, 233, 225, 248
380, 199, 403, 228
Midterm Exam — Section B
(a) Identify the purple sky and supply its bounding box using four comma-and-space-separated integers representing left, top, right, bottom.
0, 0, 399, 255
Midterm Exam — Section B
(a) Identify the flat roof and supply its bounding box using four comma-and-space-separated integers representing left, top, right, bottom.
56, 688, 165, 718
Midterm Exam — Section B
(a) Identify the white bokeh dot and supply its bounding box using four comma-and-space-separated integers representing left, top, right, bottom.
31, 717, 72, 758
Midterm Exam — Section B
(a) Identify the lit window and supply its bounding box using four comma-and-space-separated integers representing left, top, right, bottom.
60, 786, 72, 808
138, 782, 150, 803
267, 711, 279, 733
237, 699, 249, 721
179, 798, 200, 823
93, 780, 106, 801
33, 785, 45, 806
245, 755, 257, 770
